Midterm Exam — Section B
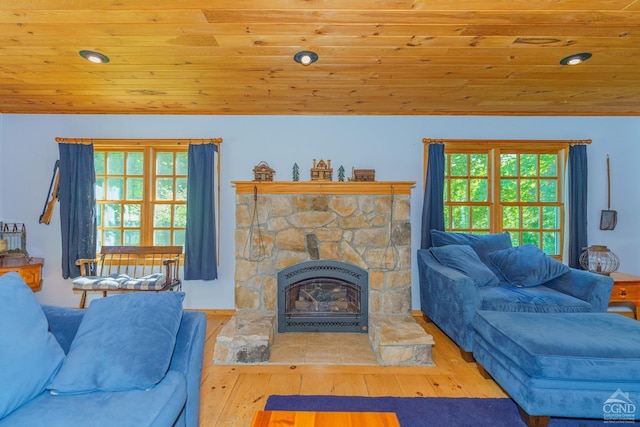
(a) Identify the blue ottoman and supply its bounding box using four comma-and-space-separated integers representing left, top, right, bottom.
473, 311, 640, 426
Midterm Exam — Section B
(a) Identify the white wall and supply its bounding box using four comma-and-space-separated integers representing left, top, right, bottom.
1, 114, 639, 309
0, 114, 3, 216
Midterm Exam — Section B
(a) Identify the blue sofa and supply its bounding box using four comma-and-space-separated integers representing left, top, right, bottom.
417, 231, 614, 359
0, 272, 206, 427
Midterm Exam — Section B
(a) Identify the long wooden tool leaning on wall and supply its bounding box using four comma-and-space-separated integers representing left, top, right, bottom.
39, 160, 60, 225
599, 154, 617, 230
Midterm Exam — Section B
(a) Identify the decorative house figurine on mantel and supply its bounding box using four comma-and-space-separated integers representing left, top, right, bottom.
253, 161, 276, 181
310, 159, 333, 181
351, 168, 376, 182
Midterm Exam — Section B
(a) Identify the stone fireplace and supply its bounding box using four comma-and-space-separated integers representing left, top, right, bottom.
213, 181, 434, 366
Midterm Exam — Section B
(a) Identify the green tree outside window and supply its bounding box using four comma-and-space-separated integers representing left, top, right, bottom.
443, 145, 564, 257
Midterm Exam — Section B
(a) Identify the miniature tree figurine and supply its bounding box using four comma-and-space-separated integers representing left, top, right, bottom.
338, 165, 345, 182
292, 163, 300, 182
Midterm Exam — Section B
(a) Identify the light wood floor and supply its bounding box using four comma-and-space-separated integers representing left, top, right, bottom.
199, 313, 508, 427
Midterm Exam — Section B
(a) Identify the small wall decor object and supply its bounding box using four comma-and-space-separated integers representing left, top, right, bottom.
39, 160, 59, 225
600, 155, 617, 230
352, 168, 376, 182
310, 159, 333, 181
253, 161, 275, 181
338, 165, 345, 182
579, 245, 620, 275
292, 163, 300, 182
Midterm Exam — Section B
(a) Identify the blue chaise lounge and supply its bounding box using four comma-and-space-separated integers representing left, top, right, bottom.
417, 230, 614, 360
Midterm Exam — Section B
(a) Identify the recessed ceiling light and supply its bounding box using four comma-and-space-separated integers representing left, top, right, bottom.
560, 52, 592, 66
79, 50, 110, 64
294, 51, 318, 66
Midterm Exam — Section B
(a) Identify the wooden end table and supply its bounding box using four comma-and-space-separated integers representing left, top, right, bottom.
251, 410, 400, 427
609, 272, 640, 319
0, 256, 44, 292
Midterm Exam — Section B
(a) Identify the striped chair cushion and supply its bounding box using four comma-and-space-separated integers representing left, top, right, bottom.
72, 273, 167, 291
72, 273, 126, 290
119, 273, 167, 291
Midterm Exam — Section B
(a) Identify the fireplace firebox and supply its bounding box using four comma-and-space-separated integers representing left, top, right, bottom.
277, 260, 368, 333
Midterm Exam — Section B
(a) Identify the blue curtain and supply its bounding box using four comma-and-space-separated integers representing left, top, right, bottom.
58, 143, 96, 279
184, 143, 218, 280
421, 143, 445, 249
567, 144, 588, 269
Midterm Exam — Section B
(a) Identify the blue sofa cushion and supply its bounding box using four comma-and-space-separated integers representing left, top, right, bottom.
0, 273, 66, 419
1, 371, 187, 427
478, 285, 592, 313
48, 292, 184, 395
430, 230, 512, 272
473, 311, 640, 382
429, 245, 500, 287
488, 244, 569, 288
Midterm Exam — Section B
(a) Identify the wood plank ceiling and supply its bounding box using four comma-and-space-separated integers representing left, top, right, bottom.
1, 0, 639, 115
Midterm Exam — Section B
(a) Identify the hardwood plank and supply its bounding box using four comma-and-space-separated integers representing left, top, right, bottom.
332, 373, 370, 396
264, 371, 303, 396
202, 9, 640, 26
4, 45, 640, 63
395, 373, 439, 397
216, 372, 272, 427
4, 23, 640, 39
301, 372, 337, 395
363, 373, 403, 397
0, 10, 207, 24
10, 0, 626, 12
200, 366, 240, 426
6, 32, 640, 49
426, 374, 473, 397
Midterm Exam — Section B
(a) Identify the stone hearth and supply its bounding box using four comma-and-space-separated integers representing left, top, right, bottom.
213, 181, 434, 366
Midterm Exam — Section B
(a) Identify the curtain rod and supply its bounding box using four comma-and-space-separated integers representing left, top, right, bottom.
55, 137, 223, 145
422, 138, 591, 145
569, 139, 592, 145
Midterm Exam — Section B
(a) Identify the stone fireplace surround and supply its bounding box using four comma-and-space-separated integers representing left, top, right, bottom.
213, 181, 434, 366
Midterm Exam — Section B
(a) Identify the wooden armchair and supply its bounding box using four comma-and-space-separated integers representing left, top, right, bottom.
73, 245, 182, 308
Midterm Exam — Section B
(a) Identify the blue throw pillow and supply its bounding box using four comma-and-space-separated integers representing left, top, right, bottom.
430, 245, 500, 287
488, 244, 570, 288
430, 230, 512, 268
48, 291, 184, 395
0, 273, 65, 418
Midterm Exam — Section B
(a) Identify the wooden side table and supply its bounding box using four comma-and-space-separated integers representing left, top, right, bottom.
0, 257, 44, 292
609, 272, 640, 319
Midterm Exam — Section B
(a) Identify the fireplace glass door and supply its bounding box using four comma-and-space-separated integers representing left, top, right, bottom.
277, 260, 368, 333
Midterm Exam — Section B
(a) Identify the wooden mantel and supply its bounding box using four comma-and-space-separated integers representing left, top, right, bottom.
232, 181, 415, 195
